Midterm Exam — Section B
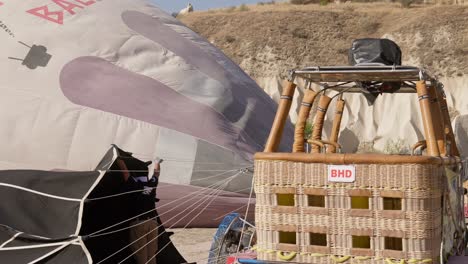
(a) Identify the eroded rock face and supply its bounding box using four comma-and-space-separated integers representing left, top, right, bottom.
181, 4, 468, 155
454, 115, 468, 158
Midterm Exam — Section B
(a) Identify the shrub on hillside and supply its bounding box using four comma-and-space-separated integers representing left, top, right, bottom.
225, 6, 236, 12
399, 0, 413, 7
225, 35, 236, 43
290, 0, 316, 4
292, 29, 308, 39
258, 1, 276, 5
239, 4, 249, 11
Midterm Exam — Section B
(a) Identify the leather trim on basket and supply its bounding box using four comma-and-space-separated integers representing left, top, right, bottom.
302, 226, 328, 233
272, 206, 298, 214
276, 243, 299, 252
349, 228, 373, 236
272, 187, 296, 194
303, 188, 327, 195
382, 249, 406, 259
350, 248, 374, 257
273, 225, 299, 232
349, 209, 373, 217
380, 190, 405, 198
348, 189, 372, 196
381, 230, 406, 238
304, 245, 330, 254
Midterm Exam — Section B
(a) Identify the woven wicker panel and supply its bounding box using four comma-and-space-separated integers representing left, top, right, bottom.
254, 159, 445, 263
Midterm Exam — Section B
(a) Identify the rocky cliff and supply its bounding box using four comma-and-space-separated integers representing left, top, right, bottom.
180, 3, 468, 155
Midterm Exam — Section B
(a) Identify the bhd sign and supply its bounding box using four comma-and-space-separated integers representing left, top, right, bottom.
328, 165, 356, 183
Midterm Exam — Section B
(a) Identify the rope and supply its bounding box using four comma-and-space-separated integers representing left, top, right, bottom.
89, 172, 240, 238
236, 176, 255, 253
104, 169, 245, 173
89, 174, 238, 238
208, 186, 253, 219
86, 187, 159, 201
142, 177, 233, 264
117, 156, 252, 166
95, 173, 239, 263
94, 223, 159, 264
95, 180, 227, 264
189, 169, 244, 183
213, 205, 248, 221
88, 172, 239, 237
86, 168, 243, 201
154, 173, 241, 211
117, 174, 237, 264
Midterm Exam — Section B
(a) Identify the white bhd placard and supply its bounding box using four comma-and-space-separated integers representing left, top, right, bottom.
327, 165, 356, 183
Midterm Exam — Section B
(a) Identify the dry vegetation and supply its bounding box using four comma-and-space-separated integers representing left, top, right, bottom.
180, 3, 468, 79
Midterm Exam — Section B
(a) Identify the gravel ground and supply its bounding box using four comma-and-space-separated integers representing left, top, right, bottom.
168, 228, 217, 264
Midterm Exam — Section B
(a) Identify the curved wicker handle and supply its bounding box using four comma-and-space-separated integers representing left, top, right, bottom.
307, 139, 325, 153
321, 140, 342, 153
307, 139, 341, 153
411, 140, 427, 155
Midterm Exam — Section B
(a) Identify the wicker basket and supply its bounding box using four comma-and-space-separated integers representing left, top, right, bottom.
254, 159, 446, 263
256, 73, 465, 263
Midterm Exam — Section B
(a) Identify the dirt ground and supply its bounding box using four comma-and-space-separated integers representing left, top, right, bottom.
180, 3, 468, 79
168, 228, 216, 264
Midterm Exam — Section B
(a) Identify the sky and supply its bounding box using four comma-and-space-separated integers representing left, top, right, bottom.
152, 0, 274, 13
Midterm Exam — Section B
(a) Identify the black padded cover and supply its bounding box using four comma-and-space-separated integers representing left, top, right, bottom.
348, 38, 402, 66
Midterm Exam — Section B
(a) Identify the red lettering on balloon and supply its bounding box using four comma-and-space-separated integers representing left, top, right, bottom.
74, 0, 96, 6
53, 0, 83, 15
26, 0, 102, 25
26, 6, 64, 25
